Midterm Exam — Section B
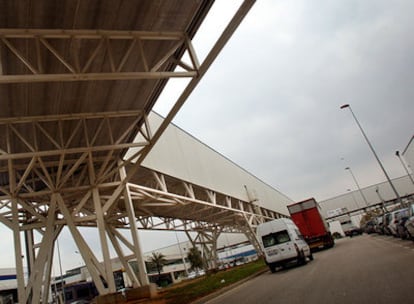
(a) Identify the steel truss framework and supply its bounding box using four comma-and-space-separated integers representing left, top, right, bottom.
0, 1, 276, 303
0, 29, 199, 83
0, 111, 154, 302
0, 114, 284, 301
0, 128, 284, 302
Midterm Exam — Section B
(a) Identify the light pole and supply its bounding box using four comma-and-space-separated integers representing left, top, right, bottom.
340, 104, 401, 203
375, 187, 388, 212
345, 167, 369, 206
395, 150, 414, 185
175, 231, 189, 277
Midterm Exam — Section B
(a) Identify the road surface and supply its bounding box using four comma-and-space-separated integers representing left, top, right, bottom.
205, 234, 414, 304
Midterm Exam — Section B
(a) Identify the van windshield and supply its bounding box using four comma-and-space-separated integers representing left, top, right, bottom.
262, 230, 291, 248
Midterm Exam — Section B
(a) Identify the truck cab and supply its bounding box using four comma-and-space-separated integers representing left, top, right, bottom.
339, 215, 363, 237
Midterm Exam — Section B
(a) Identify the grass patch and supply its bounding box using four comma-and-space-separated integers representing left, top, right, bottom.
161, 259, 267, 304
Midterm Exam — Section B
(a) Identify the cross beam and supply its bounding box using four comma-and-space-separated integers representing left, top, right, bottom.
0, 29, 199, 83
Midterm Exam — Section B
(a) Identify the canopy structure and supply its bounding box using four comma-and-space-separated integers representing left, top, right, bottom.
0, 1, 287, 302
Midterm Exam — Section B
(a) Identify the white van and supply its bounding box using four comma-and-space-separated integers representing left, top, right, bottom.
257, 218, 313, 273
388, 208, 408, 237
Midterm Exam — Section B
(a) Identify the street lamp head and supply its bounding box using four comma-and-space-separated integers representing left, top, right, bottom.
395, 150, 400, 157
345, 167, 350, 170
340, 104, 350, 109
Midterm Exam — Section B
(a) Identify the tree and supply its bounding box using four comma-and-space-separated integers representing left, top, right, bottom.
187, 247, 203, 274
149, 252, 167, 276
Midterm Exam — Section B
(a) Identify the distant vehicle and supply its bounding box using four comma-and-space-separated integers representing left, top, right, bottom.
363, 219, 376, 234
287, 198, 334, 251
383, 212, 393, 235
186, 270, 206, 279
62, 281, 98, 304
257, 218, 313, 273
387, 209, 405, 237
338, 215, 363, 237
395, 208, 410, 239
374, 215, 385, 234
404, 203, 414, 240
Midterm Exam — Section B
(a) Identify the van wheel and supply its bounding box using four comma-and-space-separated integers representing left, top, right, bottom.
298, 251, 307, 265
309, 253, 314, 261
269, 264, 276, 273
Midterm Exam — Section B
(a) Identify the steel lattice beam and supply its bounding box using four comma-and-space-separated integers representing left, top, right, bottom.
0, 1, 263, 302
0, 29, 199, 83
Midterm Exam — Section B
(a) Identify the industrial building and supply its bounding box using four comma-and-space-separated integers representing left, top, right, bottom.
0, 1, 411, 301
319, 134, 414, 235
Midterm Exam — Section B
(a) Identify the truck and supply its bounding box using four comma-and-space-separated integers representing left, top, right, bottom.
287, 198, 334, 251
256, 218, 313, 273
338, 214, 363, 237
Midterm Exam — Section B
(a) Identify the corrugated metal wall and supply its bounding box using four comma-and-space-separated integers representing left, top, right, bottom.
140, 112, 293, 215
319, 175, 414, 218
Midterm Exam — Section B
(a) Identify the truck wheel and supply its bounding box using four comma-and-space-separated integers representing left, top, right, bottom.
269, 264, 276, 273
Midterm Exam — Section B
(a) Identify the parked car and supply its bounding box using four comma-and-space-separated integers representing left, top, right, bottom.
387, 209, 404, 237
395, 208, 410, 239
363, 219, 376, 234
383, 212, 392, 235
374, 215, 385, 234
340, 217, 363, 237
404, 203, 414, 240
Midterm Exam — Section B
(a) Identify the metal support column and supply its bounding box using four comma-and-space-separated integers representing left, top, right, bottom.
92, 187, 117, 293
11, 198, 26, 303
121, 166, 149, 286
56, 193, 108, 294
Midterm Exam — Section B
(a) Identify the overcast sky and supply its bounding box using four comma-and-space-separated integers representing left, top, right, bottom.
161, 0, 414, 203
1, 0, 413, 272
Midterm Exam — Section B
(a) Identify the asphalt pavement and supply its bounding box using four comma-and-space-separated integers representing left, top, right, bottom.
203, 234, 414, 304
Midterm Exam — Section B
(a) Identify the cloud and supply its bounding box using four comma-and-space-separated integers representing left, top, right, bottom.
174, 0, 414, 202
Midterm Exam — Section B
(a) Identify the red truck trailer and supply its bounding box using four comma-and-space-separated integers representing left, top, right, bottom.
287, 198, 334, 251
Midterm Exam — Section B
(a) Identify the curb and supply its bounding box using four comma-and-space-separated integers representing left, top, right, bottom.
190, 268, 268, 304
